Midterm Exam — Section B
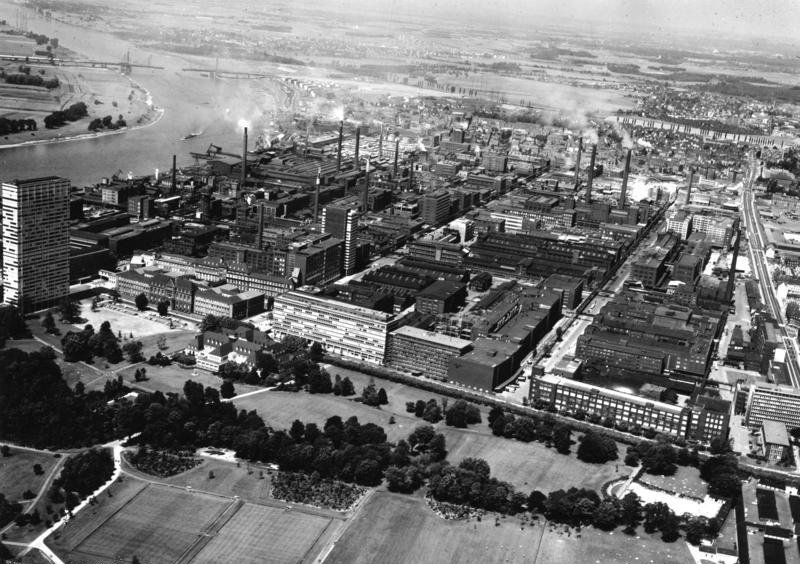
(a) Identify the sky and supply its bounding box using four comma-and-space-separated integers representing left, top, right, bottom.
332, 0, 800, 44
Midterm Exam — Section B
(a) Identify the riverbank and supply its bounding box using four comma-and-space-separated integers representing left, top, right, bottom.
0, 72, 162, 150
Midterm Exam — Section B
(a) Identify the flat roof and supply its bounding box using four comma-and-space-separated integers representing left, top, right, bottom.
762, 420, 790, 446
392, 325, 473, 350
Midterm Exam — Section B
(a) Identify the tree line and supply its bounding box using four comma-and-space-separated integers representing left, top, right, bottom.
43, 101, 88, 129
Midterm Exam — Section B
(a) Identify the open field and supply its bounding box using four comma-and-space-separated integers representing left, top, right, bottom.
442, 429, 628, 493
0, 449, 59, 504
61, 483, 231, 564
192, 502, 335, 564
115, 362, 260, 397
233, 390, 416, 443
156, 458, 273, 503
638, 465, 708, 500
327, 491, 693, 564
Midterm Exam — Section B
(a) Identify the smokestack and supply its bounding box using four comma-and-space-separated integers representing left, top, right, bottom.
336, 121, 344, 172
354, 126, 361, 171
620, 148, 631, 208
686, 170, 694, 205
363, 160, 370, 212
171, 155, 177, 193
586, 144, 597, 203
408, 157, 414, 192
378, 123, 384, 159
313, 167, 321, 223
394, 138, 400, 175
256, 205, 264, 249
574, 137, 583, 189
241, 127, 248, 190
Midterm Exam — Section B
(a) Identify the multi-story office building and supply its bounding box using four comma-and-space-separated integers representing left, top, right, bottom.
2, 177, 70, 312
666, 210, 693, 241
420, 190, 451, 226
743, 382, 800, 431
322, 205, 358, 276
272, 290, 399, 364
532, 374, 729, 443
385, 326, 473, 380
543, 274, 583, 311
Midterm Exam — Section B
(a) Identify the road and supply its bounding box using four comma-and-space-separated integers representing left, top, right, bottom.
741, 157, 800, 387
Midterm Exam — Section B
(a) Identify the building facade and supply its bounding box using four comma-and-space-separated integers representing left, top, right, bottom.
386, 326, 473, 380
2, 177, 70, 312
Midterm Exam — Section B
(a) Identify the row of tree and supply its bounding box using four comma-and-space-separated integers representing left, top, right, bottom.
0, 117, 37, 135
43, 102, 88, 129
88, 114, 127, 131
5, 72, 59, 89
61, 321, 123, 363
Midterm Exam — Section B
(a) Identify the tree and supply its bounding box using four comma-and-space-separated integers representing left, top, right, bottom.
361, 383, 381, 406
309, 341, 324, 362
41, 310, 57, 334
709, 436, 732, 455
660, 511, 681, 542
377, 388, 388, 405
553, 423, 572, 454
684, 517, 706, 545
58, 298, 81, 323
134, 293, 148, 311
157, 335, 168, 351
220, 380, 235, 399
422, 399, 442, 423
339, 377, 355, 397
620, 492, 642, 534
445, 400, 480, 428
33, 463, 43, 475
308, 369, 332, 394
123, 341, 144, 363
157, 300, 169, 317
577, 431, 618, 463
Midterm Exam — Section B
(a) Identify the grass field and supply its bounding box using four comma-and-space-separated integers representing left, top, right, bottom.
327, 491, 693, 564
233, 390, 416, 443
192, 503, 335, 564
158, 459, 273, 503
54, 483, 231, 564
0, 449, 59, 503
638, 465, 708, 500
442, 429, 628, 493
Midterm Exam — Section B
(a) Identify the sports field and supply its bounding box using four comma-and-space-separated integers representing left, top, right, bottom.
443, 429, 628, 492
65, 484, 231, 564
192, 503, 335, 564
327, 491, 694, 564
0, 449, 59, 503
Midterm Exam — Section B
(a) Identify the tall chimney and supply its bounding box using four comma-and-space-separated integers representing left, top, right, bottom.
574, 137, 583, 189
363, 160, 370, 212
620, 148, 631, 207
336, 121, 344, 172
394, 138, 400, 176
313, 167, 321, 223
378, 123, 384, 159
685, 170, 694, 205
586, 144, 597, 203
354, 126, 361, 171
408, 157, 415, 192
256, 205, 264, 249
171, 155, 177, 193
241, 127, 248, 190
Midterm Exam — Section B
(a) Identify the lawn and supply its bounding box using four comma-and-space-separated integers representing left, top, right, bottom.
191, 502, 335, 564
232, 390, 417, 443
442, 428, 629, 493
158, 459, 273, 504
637, 465, 708, 500
52, 482, 231, 564
327, 491, 694, 564
0, 449, 59, 503
115, 363, 260, 397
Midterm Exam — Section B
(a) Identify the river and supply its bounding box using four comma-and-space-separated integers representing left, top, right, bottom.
0, 2, 275, 186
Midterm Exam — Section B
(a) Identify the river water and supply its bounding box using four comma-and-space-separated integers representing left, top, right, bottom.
0, 2, 269, 186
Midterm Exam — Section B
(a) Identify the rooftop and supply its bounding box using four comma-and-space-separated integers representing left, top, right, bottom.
762, 420, 791, 447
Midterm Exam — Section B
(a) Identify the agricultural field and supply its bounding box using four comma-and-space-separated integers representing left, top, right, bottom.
52, 482, 231, 564
327, 491, 693, 564
191, 502, 336, 564
442, 429, 629, 493
0, 448, 59, 503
